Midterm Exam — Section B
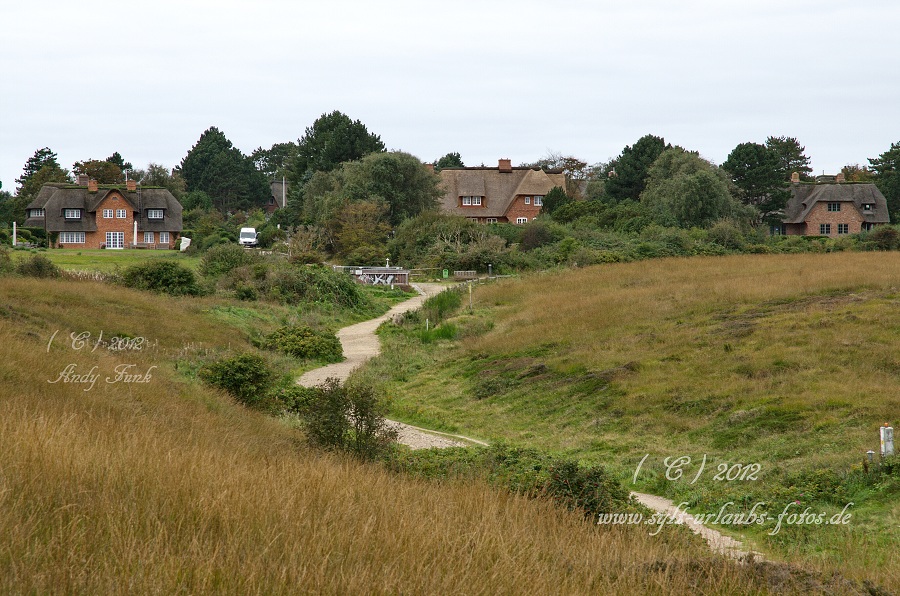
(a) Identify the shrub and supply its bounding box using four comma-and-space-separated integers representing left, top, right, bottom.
707, 219, 746, 250
259, 325, 343, 362
864, 225, 900, 251
199, 243, 253, 276
199, 353, 276, 410
120, 260, 201, 296
15, 254, 60, 278
264, 264, 366, 308
292, 378, 397, 460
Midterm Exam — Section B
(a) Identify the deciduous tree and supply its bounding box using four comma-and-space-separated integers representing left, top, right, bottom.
73, 159, 123, 184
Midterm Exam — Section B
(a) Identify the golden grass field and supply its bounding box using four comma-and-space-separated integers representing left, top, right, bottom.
0, 276, 880, 594
363, 252, 900, 585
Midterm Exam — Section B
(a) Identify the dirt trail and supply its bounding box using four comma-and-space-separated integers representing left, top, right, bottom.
298, 283, 486, 449
298, 283, 756, 560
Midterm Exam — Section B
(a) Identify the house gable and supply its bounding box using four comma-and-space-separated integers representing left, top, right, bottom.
783, 180, 889, 236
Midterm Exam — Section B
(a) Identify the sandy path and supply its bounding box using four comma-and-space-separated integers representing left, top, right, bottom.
630, 492, 762, 561
298, 283, 755, 559
298, 283, 486, 450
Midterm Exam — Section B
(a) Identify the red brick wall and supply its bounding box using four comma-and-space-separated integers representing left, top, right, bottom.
802, 202, 863, 236
504, 196, 543, 224
56, 191, 177, 249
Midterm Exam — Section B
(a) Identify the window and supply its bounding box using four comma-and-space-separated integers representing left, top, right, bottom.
144, 232, 154, 244
486, 218, 498, 224
106, 231, 124, 249
460, 196, 482, 206
116, 209, 127, 219
863, 222, 875, 231
516, 217, 528, 224
837, 223, 849, 234
827, 202, 841, 212
64, 209, 81, 219
59, 232, 85, 244
160, 231, 170, 244
103, 209, 113, 218
524, 196, 531, 205
819, 223, 831, 235
30, 208, 45, 217
147, 209, 164, 219
863, 203, 874, 211
534, 195, 543, 206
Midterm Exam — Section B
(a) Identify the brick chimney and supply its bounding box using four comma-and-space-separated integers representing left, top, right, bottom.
790, 172, 800, 183
424, 163, 435, 173
126, 179, 137, 192
77, 174, 90, 186
498, 158, 512, 173
835, 172, 845, 183
87, 179, 98, 192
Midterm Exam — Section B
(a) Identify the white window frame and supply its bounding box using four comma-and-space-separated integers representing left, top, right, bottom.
147, 209, 164, 219
160, 231, 170, 244
516, 217, 528, 224
31, 208, 45, 217
64, 209, 81, 219
103, 209, 113, 218
524, 196, 531, 205
486, 218, 498, 224
534, 196, 543, 206
59, 232, 85, 244
116, 209, 127, 219
462, 196, 472, 206
143, 231, 155, 244
106, 231, 124, 249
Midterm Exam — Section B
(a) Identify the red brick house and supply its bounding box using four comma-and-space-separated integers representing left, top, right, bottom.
25, 178, 183, 249
438, 159, 566, 224
782, 173, 889, 236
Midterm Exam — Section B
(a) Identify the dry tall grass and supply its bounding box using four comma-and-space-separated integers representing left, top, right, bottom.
0, 277, 870, 593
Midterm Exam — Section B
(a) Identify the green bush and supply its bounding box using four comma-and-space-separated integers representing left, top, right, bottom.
263, 264, 366, 308
120, 260, 201, 296
863, 225, 900, 251
199, 353, 276, 410
199, 243, 254, 276
259, 325, 343, 362
707, 220, 746, 250
387, 443, 632, 519
292, 378, 397, 460
15, 254, 60, 278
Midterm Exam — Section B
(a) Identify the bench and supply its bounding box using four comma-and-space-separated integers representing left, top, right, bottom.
128, 243, 155, 249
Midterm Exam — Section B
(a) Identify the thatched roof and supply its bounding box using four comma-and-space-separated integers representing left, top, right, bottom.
784, 183, 889, 224
439, 167, 566, 218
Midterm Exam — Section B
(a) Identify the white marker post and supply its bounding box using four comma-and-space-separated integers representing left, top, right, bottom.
881, 425, 894, 458
12, 222, 16, 246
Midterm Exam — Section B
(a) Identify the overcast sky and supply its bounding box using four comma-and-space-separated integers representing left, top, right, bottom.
2, 0, 898, 190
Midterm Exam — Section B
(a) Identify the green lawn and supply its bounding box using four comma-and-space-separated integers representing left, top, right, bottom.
8, 247, 201, 272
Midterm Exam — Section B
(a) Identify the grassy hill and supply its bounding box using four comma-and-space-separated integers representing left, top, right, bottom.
358, 252, 900, 584
5, 276, 876, 593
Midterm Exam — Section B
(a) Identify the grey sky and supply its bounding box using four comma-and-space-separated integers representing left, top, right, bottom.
2, 0, 898, 190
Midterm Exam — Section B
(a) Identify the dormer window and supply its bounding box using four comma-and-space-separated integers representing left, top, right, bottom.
461, 196, 482, 206
147, 209, 164, 219
30, 208, 45, 218
64, 209, 81, 219
863, 203, 874, 211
